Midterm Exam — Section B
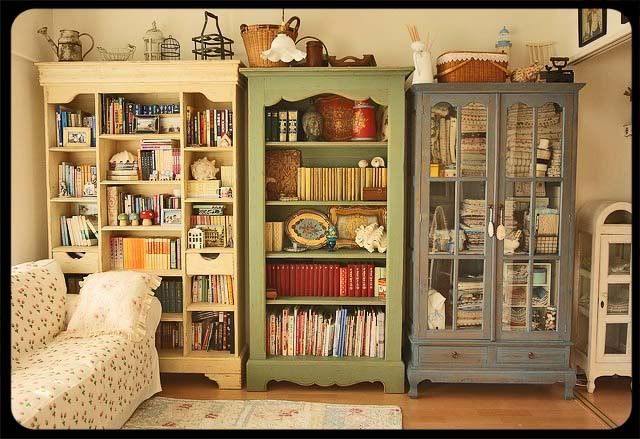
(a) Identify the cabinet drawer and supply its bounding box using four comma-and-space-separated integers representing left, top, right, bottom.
496, 347, 567, 367
52, 250, 99, 273
418, 346, 486, 367
186, 253, 234, 275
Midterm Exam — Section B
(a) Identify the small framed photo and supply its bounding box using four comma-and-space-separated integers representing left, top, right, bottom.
134, 115, 159, 133
161, 208, 182, 225
578, 8, 607, 47
159, 115, 181, 134
62, 126, 91, 147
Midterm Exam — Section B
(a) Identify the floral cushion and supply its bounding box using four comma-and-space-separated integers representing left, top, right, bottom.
11, 259, 66, 367
11, 333, 155, 429
64, 271, 160, 342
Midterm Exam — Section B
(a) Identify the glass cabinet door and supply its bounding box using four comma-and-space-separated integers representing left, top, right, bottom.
497, 95, 571, 339
420, 95, 495, 338
597, 235, 632, 361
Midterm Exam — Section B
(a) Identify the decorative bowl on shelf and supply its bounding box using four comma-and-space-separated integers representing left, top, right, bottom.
96, 44, 136, 61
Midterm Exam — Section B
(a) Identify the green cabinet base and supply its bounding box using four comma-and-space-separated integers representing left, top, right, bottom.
407, 366, 576, 400
247, 358, 405, 393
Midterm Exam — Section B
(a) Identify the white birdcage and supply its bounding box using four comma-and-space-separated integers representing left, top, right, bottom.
143, 21, 164, 61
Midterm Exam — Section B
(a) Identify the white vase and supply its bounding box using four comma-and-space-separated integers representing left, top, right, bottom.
411, 41, 434, 84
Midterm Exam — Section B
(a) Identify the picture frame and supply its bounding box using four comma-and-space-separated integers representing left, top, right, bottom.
134, 115, 159, 133
328, 206, 387, 248
285, 209, 331, 250
161, 208, 182, 225
159, 115, 181, 134
62, 126, 91, 148
578, 8, 607, 48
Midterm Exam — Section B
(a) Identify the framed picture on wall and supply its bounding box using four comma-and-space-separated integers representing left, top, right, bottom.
578, 8, 607, 47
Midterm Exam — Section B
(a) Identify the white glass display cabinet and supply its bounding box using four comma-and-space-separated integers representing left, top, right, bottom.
406, 83, 584, 399
573, 201, 632, 393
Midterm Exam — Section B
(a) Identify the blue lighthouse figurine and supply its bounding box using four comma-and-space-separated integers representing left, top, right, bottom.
495, 26, 512, 60
326, 224, 337, 252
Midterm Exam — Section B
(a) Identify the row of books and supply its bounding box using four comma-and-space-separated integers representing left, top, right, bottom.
109, 237, 181, 270
191, 275, 234, 305
58, 163, 97, 198
55, 106, 96, 147
156, 278, 183, 313
60, 215, 98, 247
192, 311, 235, 353
265, 109, 301, 142
296, 167, 388, 201
106, 188, 181, 226
266, 263, 387, 298
138, 139, 181, 181
264, 222, 284, 252
185, 106, 233, 146
266, 306, 385, 358
101, 96, 178, 134
155, 322, 183, 350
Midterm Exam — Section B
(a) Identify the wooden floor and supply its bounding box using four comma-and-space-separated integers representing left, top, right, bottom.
158, 373, 608, 429
574, 375, 632, 427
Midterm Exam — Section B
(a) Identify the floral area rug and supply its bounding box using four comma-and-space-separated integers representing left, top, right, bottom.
123, 396, 402, 429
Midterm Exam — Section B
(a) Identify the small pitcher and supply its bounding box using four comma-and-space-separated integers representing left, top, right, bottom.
37, 27, 95, 61
411, 41, 434, 84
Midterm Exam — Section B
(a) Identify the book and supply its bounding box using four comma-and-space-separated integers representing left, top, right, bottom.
278, 111, 288, 142
287, 110, 298, 142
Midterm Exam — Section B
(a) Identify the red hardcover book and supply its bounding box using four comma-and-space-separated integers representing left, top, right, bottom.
348, 264, 354, 297
271, 264, 277, 292
266, 263, 273, 289
311, 264, 318, 297
289, 264, 296, 297
282, 264, 288, 296
292, 264, 299, 296
275, 264, 283, 297
328, 264, 335, 297
301, 264, 308, 296
354, 264, 361, 297
321, 264, 328, 297
367, 264, 374, 297
286, 264, 293, 296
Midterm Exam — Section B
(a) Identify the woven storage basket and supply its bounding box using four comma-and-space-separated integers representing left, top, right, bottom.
436, 51, 509, 83
240, 16, 301, 67
188, 180, 220, 198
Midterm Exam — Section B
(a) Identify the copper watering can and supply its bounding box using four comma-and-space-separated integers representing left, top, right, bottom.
37, 27, 95, 61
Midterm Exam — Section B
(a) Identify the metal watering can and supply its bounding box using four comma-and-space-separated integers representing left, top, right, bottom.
37, 27, 95, 61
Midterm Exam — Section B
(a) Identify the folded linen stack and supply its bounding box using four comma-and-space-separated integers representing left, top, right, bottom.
460, 104, 487, 177
457, 277, 483, 327
506, 123, 533, 177
460, 199, 486, 252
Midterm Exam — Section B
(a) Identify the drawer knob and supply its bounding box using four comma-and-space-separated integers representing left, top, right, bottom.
528, 352, 535, 359
451, 351, 459, 359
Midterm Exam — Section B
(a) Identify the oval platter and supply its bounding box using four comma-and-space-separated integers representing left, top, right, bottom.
284, 209, 331, 250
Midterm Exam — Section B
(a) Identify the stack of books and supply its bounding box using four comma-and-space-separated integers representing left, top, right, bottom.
108, 157, 138, 181
58, 163, 97, 198
109, 237, 181, 270
55, 105, 96, 147
296, 167, 387, 201
106, 188, 181, 226
139, 139, 181, 180
185, 106, 233, 146
191, 311, 234, 353
265, 109, 300, 142
264, 222, 283, 252
266, 306, 385, 358
191, 275, 234, 305
101, 95, 179, 134
60, 215, 98, 247
155, 322, 183, 350
266, 263, 386, 298
156, 278, 183, 313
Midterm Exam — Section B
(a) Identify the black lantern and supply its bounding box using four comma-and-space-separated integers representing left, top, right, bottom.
161, 35, 180, 60
192, 11, 234, 60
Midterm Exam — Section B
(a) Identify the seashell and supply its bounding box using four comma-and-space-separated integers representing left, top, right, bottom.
358, 159, 369, 168
190, 157, 219, 181
370, 156, 385, 168
109, 150, 136, 163
377, 232, 388, 253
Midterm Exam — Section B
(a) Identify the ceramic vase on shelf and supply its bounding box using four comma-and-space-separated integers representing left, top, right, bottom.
352, 100, 377, 141
411, 41, 434, 84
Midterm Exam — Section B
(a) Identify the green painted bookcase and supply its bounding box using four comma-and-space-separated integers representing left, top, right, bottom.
241, 67, 412, 392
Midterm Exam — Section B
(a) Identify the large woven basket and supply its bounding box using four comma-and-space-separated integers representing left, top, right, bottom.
240, 17, 301, 67
436, 51, 509, 83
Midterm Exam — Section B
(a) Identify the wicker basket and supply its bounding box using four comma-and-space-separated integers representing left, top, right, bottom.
240, 16, 301, 67
188, 179, 220, 198
435, 51, 509, 83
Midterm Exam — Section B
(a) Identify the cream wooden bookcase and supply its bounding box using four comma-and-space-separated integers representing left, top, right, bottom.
37, 61, 247, 388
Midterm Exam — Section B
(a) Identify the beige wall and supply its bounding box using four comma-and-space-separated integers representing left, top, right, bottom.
11, 9, 53, 265
573, 40, 632, 210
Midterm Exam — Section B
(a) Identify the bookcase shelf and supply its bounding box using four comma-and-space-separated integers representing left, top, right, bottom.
184, 197, 234, 203
185, 247, 234, 254
52, 245, 99, 253
243, 66, 410, 393
38, 60, 247, 390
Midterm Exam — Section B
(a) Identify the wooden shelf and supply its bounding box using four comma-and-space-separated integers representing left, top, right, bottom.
158, 348, 183, 359
48, 147, 96, 153
99, 133, 181, 140
187, 303, 236, 312
265, 141, 387, 149
266, 200, 387, 206
265, 355, 384, 362
115, 268, 183, 276
266, 249, 386, 259
161, 313, 183, 322
267, 297, 385, 306
185, 247, 235, 254
187, 350, 234, 358
184, 147, 234, 152
52, 245, 99, 253
184, 197, 234, 203
101, 225, 181, 231
100, 180, 181, 185
50, 197, 97, 203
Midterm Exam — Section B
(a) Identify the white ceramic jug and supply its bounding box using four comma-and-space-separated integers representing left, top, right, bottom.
411, 41, 434, 84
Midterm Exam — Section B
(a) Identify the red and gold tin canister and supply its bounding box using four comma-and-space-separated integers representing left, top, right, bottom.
315, 95, 354, 141
352, 100, 377, 141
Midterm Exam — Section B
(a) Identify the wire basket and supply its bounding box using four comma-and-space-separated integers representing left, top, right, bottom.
96, 44, 136, 61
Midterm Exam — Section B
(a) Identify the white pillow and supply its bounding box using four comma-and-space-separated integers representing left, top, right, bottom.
62, 271, 160, 342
